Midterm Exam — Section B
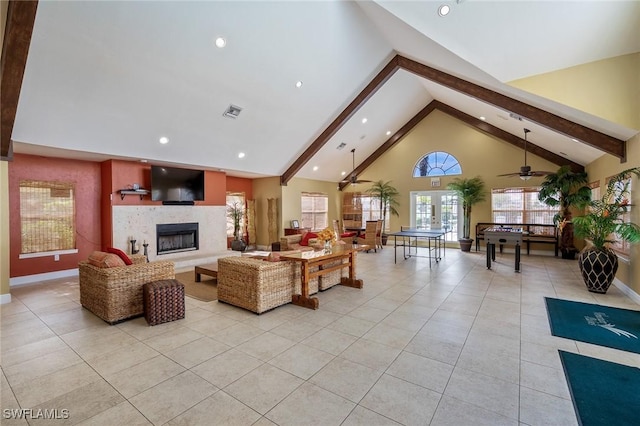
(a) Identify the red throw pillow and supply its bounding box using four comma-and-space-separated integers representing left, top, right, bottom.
106, 247, 133, 265
300, 232, 318, 246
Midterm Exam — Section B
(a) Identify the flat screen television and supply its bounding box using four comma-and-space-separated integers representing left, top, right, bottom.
151, 166, 205, 202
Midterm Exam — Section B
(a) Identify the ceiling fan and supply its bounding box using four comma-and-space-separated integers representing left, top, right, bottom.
341, 148, 371, 185
498, 128, 553, 180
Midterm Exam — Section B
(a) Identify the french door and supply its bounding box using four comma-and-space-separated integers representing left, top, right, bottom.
409, 191, 459, 242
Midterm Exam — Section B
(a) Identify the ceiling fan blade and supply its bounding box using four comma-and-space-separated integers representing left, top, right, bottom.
497, 172, 522, 177
530, 171, 554, 176
355, 179, 372, 183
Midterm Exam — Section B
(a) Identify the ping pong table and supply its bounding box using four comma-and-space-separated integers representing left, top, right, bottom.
390, 227, 447, 267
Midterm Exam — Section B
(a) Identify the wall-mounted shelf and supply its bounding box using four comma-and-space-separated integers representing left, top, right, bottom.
119, 189, 149, 200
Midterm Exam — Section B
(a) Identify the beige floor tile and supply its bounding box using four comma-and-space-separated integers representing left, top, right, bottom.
191, 348, 263, 388
39, 308, 108, 335
236, 331, 296, 361
340, 339, 402, 371
456, 345, 521, 384
3, 346, 83, 387
266, 382, 355, 426
347, 305, 392, 323
362, 323, 417, 349
270, 318, 324, 342
164, 336, 231, 369
166, 390, 261, 425
224, 363, 304, 414
87, 341, 160, 377
327, 315, 376, 338
12, 363, 101, 408
142, 326, 204, 353
444, 367, 519, 420
309, 356, 382, 403
77, 401, 152, 426
380, 309, 430, 332
519, 386, 578, 426
386, 351, 454, 393
520, 360, 571, 399
115, 316, 184, 340
129, 370, 217, 425
430, 395, 518, 426
360, 373, 442, 425
1, 336, 68, 367
209, 322, 265, 347
181, 314, 239, 337
29, 379, 124, 425
342, 405, 402, 426
107, 355, 185, 398
268, 343, 334, 380
302, 327, 358, 356
295, 307, 343, 327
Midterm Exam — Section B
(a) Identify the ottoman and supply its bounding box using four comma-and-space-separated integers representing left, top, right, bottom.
143, 279, 185, 326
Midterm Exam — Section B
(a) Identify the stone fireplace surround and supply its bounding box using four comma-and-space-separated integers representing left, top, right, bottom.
112, 205, 230, 270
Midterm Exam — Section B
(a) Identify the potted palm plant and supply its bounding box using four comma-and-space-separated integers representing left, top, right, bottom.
538, 165, 592, 259
227, 201, 246, 251
365, 180, 400, 245
573, 167, 640, 293
447, 176, 487, 252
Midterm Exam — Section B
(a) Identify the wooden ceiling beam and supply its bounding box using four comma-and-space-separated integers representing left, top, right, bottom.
1, 0, 38, 161
397, 55, 626, 161
433, 101, 585, 173
280, 56, 401, 185
338, 101, 438, 191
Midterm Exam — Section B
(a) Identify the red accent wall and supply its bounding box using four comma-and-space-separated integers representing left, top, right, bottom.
226, 176, 253, 200
8, 154, 102, 277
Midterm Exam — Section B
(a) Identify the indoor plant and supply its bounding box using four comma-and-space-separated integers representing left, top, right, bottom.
227, 201, 246, 251
365, 180, 400, 245
572, 167, 640, 293
538, 165, 592, 259
447, 176, 487, 252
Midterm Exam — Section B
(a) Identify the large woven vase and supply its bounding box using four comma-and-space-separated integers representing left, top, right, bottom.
578, 248, 618, 294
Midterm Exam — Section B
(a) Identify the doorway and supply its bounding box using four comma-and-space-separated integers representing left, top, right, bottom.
409, 191, 459, 241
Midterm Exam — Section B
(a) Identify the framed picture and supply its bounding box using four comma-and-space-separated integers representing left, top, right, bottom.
291, 220, 300, 229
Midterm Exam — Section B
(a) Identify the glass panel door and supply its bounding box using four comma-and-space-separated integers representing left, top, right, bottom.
410, 191, 458, 241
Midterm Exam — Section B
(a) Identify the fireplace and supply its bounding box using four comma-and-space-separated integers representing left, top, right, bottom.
156, 223, 199, 255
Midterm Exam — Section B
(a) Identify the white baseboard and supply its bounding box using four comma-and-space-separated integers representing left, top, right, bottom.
0, 293, 12, 304
10, 268, 79, 287
613, 278, 640, 305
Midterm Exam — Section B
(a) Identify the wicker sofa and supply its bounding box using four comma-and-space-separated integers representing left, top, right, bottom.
79, 254, 175, 324
217, 253, 347, 314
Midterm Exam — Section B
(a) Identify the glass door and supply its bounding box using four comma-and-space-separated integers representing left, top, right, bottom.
410, 191, 459, 241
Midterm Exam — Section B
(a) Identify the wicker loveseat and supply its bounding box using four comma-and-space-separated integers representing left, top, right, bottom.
79, 253, 175, 324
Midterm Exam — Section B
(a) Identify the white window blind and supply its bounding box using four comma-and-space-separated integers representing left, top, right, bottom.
491, 187, 556, 224
19, 180, 76, 254
301, 192, 328, 231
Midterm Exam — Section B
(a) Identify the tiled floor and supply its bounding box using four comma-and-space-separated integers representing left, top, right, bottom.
2, 247, 639, 425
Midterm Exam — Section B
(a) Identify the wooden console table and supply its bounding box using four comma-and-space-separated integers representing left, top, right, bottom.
280, 245, 367, 310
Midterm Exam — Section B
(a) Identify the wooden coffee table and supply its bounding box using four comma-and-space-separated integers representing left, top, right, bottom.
194, 263, 218, 282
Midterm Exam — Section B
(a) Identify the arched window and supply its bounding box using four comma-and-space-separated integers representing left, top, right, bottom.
413, 151, 461, 177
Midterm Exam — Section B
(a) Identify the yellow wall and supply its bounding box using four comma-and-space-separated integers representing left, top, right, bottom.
252, 177, 282, 248
1, 0, 10, 301
510, 53, 639, 129
282, 177, 341, 231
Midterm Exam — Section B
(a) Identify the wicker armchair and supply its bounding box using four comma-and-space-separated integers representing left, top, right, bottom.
217, 256, 318, 314
79, 254, 175, 324
358, 220, 380, 252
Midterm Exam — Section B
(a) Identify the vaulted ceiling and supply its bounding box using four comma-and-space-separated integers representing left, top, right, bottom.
2, 1, 639, 184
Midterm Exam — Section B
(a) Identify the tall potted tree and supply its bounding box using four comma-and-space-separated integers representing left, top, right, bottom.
447, 176, 487, 252
365, 180, 400, 245
573, 167, 640, 293
538, 165, 592, 259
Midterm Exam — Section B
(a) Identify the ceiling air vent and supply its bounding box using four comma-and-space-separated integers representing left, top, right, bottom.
336, 142, 347, 150
223, 104, 243, 119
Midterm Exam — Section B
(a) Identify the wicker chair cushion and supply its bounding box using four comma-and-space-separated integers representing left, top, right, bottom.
106, 247, 133, 265
88, 251, 126, 268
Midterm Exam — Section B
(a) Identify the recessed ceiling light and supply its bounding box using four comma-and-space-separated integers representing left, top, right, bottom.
438, 5, 450, 16
140, 159, 148, 163
386, 130, 391, 136
295, 81, 303, 88
159, 136, 169, 144
361, 118, 368, 124
238, 152, 245, 158
479, 116, 486, 121
313, 166, 318, 171
341, 171, 346, 176
571, 138, 579, 142
215, 37, 226, 48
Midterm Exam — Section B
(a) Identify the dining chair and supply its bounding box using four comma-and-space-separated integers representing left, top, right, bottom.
358, 220, 379, 252
375, 220, 383, 249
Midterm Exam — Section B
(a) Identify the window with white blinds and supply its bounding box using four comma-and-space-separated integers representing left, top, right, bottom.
301, 192, 328, 231
491, 187, 556, 224
607, 176, 632, 256
19, 180, 76, 254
